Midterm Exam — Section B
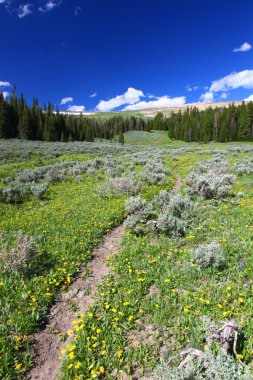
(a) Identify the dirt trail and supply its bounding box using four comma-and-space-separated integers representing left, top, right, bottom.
28, 225, 125, 380
172, 172, 182, 191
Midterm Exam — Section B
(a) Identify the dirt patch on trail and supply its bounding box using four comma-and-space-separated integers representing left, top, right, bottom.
172, 172, 182, 191
28, 225, 125, 380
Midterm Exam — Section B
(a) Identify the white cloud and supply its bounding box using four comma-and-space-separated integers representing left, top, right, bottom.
199, 91, 214, 102
2, 91, 10, 99
0, 0, 6, 4
220, 92, 227, 99
89, 92, 97, 98
233, 42, 252, 53
187, 85, 199, 92
39, 0, 61, 13
123, 96, 186, 111
0, 81, 11, 87
67, 105, 85, 112
209, 69, 253, 93
18, 4, 32, 18
146, 93, 158, 99
244, 94, 253, 101
60, 97, 73, 105
96, 87, 144, 111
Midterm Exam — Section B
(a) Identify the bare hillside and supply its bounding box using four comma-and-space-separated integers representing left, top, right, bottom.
134, 100, 245, 118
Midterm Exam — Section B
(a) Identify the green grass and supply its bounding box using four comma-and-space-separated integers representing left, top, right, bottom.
124, 130, 173, 146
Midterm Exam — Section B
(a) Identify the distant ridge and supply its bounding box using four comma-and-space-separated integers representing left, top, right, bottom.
134, 100, 247, 117
57, 100, 249, 118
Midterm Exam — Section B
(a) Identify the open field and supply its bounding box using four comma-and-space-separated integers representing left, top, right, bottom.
0, 135, 253, 379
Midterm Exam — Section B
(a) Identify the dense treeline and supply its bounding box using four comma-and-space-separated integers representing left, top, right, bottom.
1, 87, 253, 142
167, 102, 253, 142
0, 87, 151, 142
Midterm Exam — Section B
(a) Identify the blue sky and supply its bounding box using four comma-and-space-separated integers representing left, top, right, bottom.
1, 0, 253, 112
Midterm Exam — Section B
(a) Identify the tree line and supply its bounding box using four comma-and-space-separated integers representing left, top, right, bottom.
167, 102, 253, 142
0, 87, 151, 142
1, 87, 253, 143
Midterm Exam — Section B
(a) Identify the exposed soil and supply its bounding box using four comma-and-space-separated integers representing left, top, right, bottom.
172, 172, 182, 191
28, 225, 125, 380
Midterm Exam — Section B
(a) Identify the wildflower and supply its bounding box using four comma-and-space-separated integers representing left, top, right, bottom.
99, 366, 105, 374
69, 352, 75, 360
15, 363, 22, 370
75, 362, 81, 369
68, 363, 73, 369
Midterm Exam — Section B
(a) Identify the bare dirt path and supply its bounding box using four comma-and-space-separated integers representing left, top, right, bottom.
172, 172, 182, 191
28, 225, 125, 380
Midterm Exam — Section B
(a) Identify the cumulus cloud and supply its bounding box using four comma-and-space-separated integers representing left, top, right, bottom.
233, 42, 252, 52
209, 69, 253, 93
2, 91, 10, 99
244, 94, 253, 101
96, 87, 144, 111
123, 96, 186, 111
60, 97, 73, 105
39, 0, 61, 13
18, 4, 32, 18
199, 91, 214, 102
89, 92, 97, 98
0, 81, 11, 87
67, 105, 85, 112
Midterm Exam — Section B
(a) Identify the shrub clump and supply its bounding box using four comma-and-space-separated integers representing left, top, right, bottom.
151, 349, 251, 380
124, 191, 193, 237
185, 171, 235, 199
0, 233, 36, 276
141, 161, 169, 185
1, 183, 31, 204
190, 242, 226, 269
98, 176, 142, 197
30, 183, 48, 199
232, 160, 253, 175
125, 196, 147, 214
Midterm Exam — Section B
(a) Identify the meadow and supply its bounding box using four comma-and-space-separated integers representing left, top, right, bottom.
0, 132, 253, 379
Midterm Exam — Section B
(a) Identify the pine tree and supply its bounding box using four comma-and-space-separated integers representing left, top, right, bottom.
238, 102, 251, 140
18, 107, 32, 139
118, 127, 125, 144
85, 124, 94, 142
0, 92, 7, 138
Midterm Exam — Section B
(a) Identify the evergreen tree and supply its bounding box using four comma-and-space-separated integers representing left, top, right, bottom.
0, 93, 7, 138
118, 127, 125, 144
